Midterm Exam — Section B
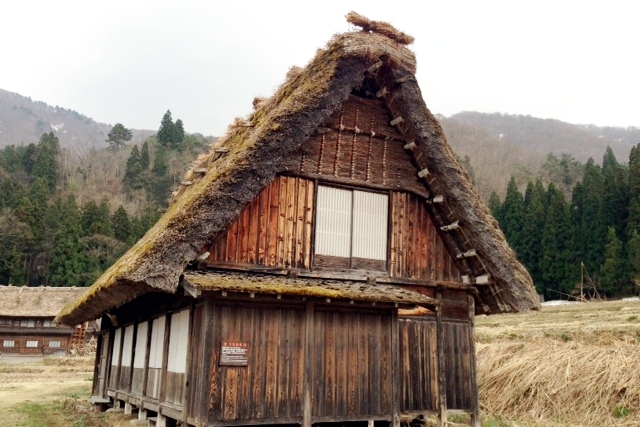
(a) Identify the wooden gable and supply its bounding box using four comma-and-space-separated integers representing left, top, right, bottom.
205, 94, 460, 283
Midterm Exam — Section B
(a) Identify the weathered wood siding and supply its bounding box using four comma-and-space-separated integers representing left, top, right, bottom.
208, 178, 460, 283
284, 95, 426, 197
165, 309, 190, 406
312, 308, 394, 418
208, 176, 315, 270
117, 324, 134, 391
187, 301, 214, 425
109, 328, 122, 389
209, 304, 305, 422
443, 321, 474, 410
390, 192, 460, 281
0, 334, 72, 355
398, 317, 438, 411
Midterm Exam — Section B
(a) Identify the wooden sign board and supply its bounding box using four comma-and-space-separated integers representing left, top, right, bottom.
219, 341, 248, 366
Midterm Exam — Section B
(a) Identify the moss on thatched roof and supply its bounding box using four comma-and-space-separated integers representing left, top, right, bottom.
0, 286, 88, 318
183, 271, 438, 307
56, 13, 539, 326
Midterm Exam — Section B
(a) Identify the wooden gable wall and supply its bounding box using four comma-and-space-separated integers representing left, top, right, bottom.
206, 94, 460, 283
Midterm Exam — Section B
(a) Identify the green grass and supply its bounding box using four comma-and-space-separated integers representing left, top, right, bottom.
13, 397, 105, 427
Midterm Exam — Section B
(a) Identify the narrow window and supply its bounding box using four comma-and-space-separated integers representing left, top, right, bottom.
3, 340, 15, 348
49, 341, 61, 348
315, 186, 388, 270
26, 340, 38, 348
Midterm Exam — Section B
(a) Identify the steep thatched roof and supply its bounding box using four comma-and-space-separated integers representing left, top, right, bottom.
57, 13, 539, 326
0, 286, 88, 318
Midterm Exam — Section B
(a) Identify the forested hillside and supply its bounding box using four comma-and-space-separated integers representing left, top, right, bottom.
0, 111, 213, 287
490, 146, 640, 299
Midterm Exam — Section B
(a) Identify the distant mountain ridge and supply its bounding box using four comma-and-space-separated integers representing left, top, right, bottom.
448, 111, 639, 162
0, 89, 153, 148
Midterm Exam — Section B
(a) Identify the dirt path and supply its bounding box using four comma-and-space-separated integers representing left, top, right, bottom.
0, 356, 94, 425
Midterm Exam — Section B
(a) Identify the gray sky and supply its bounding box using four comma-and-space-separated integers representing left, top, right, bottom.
2, 0, 638, 136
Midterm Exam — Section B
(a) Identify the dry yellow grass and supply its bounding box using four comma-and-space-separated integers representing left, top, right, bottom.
476, 299, 640, 426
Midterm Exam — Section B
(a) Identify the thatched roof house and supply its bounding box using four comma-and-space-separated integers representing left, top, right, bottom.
0, 286, 88, 356
56, 13, 539, 427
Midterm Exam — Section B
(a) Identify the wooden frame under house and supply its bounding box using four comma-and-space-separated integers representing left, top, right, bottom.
57, 12, 540, 427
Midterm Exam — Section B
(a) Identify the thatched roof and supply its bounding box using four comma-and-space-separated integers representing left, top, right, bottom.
183, 271, 438, 307
0, 286, 88, 318
57, 13, 539, 326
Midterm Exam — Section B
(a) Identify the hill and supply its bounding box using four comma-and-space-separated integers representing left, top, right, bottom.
440, 112, 640, 200
0, 89, 153, 148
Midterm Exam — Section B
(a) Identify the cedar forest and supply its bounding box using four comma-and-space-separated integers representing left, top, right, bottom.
0, 109, 639, 301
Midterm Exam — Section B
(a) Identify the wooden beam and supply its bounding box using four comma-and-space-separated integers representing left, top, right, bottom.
457, 249, 477, 259
417, 168, 429, 178
193, 168, 208, 174
367, 60, 383, 73
390, 116, 404, 126
214, 147, 230, 153
468, 295, 481, 427
391, 308, 400, 427
436, 291, 447, 427
403, 141, 417, 150
302, 302, 314, 427
440, 221, 459, 232
376, 87, 388, 98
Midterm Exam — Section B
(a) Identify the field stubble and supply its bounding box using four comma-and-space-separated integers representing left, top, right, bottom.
476, 298, 640, 427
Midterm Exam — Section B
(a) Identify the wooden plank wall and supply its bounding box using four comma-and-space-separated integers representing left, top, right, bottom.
312, 308, 393, 418
208, 176, 315, 270
398, 318, 438, 412
209, 304, 306, 422
0, 334, 71, 355
443, 321, 473, 410
284, 95, 427, 197
187, 301, 213, 425
390, 192, 460, 281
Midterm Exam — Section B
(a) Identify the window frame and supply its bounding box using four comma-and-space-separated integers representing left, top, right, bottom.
313, 184, 390, 271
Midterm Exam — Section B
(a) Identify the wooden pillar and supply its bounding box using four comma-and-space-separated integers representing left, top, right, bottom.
468, 294, 481, 427
156, 413, 167, 427
436, 290, 447, 427
138, 409, 148, 420
124, 402, 133, 415
391, 308, 400, 427
183, 304, 196, 425
303, 302, 315, 427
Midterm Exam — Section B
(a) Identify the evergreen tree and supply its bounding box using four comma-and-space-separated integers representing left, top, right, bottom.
540, 184, 575, 298
627, 230, 640, 288
157, 110, 175, 147
31, 132, 60, 194
599, 227, 627, 296
49, 195, 87, 287
520, 180, 547, 290
627, 143, 640, 235
81, 198, 113, 237
112, 205, 132, 243
173, 119, 185, 151
574, 159, 605, 273
488, 191, 501, 221
106, 123, 133, 151
601, 147, 628, 237
123, 146, 143, 191
150, 145, 172, 206
140, 140, 151, 170
499, 177, 525, 255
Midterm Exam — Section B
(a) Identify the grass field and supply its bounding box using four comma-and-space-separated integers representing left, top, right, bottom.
1, 298, 638, 427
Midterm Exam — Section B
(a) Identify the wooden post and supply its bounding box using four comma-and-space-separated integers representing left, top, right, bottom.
159, 314, 172, 403
391, 308, 400, 427
303, 302, 315, 427
468, 294, 481, 427
183, 304, 196, 425
436, 290, 447, 426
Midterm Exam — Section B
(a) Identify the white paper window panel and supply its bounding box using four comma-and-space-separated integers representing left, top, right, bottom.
148, 316, 166, 369
43, 320, 53, 327
316, 186, 352, 257
111, 328, 122, 366
121, 325, 135, 367
20, 320, 28, 327
167, 309, 190, 373
26, 340, 38, 348
352, 191, 388, 260
3, 340, 15, 348
133, 321, 149, 369
27, 319, 35, 327
49, 341, 61, 348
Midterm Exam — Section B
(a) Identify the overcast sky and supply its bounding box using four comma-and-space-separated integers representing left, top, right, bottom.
2, 0, 638, 136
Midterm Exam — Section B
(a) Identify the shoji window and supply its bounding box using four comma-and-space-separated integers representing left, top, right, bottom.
148, 316, 166, 369
121, 325, 135, 367
167, 309, 190, 374
111, 328, 122, 366
315, 186, 388, 269
133, 321, 148, 369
